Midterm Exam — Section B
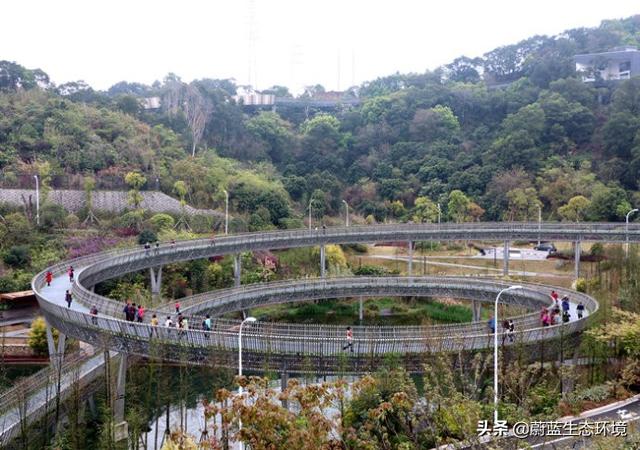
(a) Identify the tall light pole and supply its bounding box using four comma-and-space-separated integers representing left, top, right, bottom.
494, 285, 522, 424
238, 316, 257, 450
626, 208, 638, 258
342, 200, 349, 227
308, 199, 313, 231
223, 189, 229, 235
437, 203, 441, 224
33, 175, 40, 226
537, 205, 542, 246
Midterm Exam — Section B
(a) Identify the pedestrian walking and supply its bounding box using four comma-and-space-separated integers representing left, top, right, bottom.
561, 296, 570, 313
501, 320, 510, 345
577, 301, 585, 319
65, 290, 72, 308
507, 319, 515, 343
550, 290, 559, 304
164, 316, 173, 328
154, 241, 160, 253
144, 242, 151, 254
150, 313, 159, 337
136, 305, 145, 323
175, 301, 181, 314
68, 266, 74, 283
342, 326, 354, 352
203, 314, 212, 331
45, 271, 53, 286
90, 306, 98, 325
488, 316, 495, 334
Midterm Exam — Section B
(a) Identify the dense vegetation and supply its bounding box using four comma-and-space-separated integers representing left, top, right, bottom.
2, 16, 640, 227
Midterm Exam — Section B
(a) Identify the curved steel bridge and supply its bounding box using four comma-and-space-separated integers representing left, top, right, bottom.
31, 221, 619, 374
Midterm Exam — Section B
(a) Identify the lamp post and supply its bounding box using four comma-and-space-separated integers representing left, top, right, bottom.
238, 316, 257, 450
34, 175, 40, 226
223, 189, 229, 235
494, 285, 522, 424
626, 208, 638, 258
342, 200, 349, 227
537, 205, 542, 246
308, 199, 313, 231
437, 203, 441, 224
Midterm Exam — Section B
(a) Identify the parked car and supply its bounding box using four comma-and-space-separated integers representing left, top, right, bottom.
534, 242, 557, 254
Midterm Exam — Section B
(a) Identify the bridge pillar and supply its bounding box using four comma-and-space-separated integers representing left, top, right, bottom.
407, 241, 413, 276
472, 300, 482, 322
113, 354, 128, 442
150, 266, 163, 298
320, 245, 326, 278
503, 240, 510, 276
46, 323, 66, 369
280, 371, 289, 409
574, 240, 581, 280
234, 254, 242, 288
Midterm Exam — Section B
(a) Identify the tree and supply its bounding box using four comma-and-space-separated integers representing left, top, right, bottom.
558, 195, 591, 222
447, 190, 471, 223
125, 172, 146, 209
602, 112, 640, 159
246, 112, 296, 165
173, 180, 191, 230
506, 187, 541, 221
588, 184, 630, 221
409, 105, 460, 142
412, 196, 439, 223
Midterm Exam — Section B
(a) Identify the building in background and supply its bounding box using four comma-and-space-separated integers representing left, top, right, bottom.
575, 47, 640, 82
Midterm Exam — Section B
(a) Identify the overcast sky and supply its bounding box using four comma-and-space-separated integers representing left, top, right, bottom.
2, 1, 639, 93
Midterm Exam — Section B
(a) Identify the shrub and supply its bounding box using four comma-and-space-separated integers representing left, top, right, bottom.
149, 213, 175, 231
137, 229, 157, 245
3, 245, 31, 268
39, 203, 67, 229
279, 217, 304, 229
575, 278, 587, 293
353, 265, 387, 276
28, 316, 57, 355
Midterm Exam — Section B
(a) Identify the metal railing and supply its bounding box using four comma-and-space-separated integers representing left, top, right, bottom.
31, 222, 602, 365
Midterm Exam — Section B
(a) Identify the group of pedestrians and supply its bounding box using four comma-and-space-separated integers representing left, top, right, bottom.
541, 291, 584, 326
123, 301, 145, 322
487, 316, 515, 343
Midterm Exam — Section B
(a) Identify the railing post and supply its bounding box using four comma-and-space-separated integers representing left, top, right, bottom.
407, 241, 413, 276
503, 240, 510, 276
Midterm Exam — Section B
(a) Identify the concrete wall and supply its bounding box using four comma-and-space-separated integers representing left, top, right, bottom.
0, 189, 222, 217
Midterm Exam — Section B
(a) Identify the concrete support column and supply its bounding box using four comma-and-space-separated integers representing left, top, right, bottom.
234, 254, 242, 288
280, 371, 289, 409
114, 354, 127, 422
114, 354, 129, 442
150, 266, 163, 296
574, 240, 581, 280
359, 296, 364, 323
46, 323, 66, 369
320, 245, 326, 278
407, 241, 413, 276
472, 300, 482, 322
503, 240, 510, 276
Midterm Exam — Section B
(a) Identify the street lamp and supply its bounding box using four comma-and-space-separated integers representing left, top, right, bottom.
342, 200, 350, 227
437, 203, 441, 224
493, 285, 522, 425
223, 189, 229, 235
626, 208, 638, 258
537, 205, 542, 246
308, 199, 313, 231
238, 316, 257, 450
33, 175, 40, 226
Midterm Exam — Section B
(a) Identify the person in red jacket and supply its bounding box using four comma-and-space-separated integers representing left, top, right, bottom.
45, 271, 53, 286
